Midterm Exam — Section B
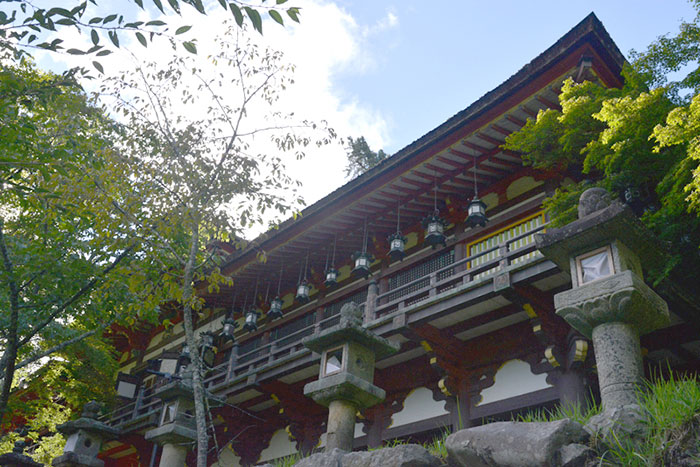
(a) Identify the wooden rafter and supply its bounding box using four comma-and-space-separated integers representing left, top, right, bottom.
475, 132, 504, 146
535, 94, 561, 110
505, 114, 526, 127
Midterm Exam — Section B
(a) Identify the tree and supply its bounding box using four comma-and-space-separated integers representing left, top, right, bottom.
96, 26, 333, 467
0, 62, 151, 452
504, 4, 700, 284
0, 0, 301, 72
344, 136, 390, 178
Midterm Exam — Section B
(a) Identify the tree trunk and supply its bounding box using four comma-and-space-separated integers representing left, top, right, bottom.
0, 219, 20, 424
180, 223, 209, 467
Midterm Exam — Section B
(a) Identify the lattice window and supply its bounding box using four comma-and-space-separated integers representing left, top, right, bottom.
386, 249, 455, 303
469, 213, 544, 280
323, 289, 368, 319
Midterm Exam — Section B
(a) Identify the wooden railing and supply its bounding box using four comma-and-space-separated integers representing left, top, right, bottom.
100, 385, 163, 428
373, 223, 546, 317
102, 219, 547, 429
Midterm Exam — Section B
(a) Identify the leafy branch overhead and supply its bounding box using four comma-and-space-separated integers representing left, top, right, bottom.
504, 3, 700, 285
0, 0, 301, 69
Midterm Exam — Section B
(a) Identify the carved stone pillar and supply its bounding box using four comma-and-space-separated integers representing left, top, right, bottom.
303, 303, 399, 452
144, 375, 197, 467
536, 187, 670, 438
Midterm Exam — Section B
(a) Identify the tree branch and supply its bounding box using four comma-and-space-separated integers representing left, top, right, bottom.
16, 246, 133, 348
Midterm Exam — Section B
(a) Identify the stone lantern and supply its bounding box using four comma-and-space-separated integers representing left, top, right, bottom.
52, 401, 119, 467
144, 372, 197, 467
0, 439, 42, 467
303, 302, 399, 452
535, 187, 670, 437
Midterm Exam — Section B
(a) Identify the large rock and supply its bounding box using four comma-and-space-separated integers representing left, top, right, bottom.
560, 443, 594, 467
445, 419, 588, 467
294, 445, 441, 467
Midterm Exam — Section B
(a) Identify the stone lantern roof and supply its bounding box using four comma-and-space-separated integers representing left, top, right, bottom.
302, 303, 399, 360
535, 187, 666, 275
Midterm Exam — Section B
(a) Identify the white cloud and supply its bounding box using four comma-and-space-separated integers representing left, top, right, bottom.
35, 1, 396, 235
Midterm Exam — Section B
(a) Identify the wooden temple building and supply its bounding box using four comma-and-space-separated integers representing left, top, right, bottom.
97, 14, 700, 466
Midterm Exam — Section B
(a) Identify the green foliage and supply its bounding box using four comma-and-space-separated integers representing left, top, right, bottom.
505, 70, 700, 282
0, 0, 301, 71
654, 93, 700, 214
424, 429, 450, 461
630, 1, 700, 101
505, 1, 700, 284
602, 373, 700, 466
344, 136, 390, 179
0, 61, 164, 455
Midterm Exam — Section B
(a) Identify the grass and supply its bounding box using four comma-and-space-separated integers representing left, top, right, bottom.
271, 452, 305, 467
603, 372, 700, 466
424, 429, 450, 460
514, 397, 602, 426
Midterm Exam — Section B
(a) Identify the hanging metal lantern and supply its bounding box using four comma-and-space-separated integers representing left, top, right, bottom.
268, 296, 284, 319
352, 251, 373, 278
466, 151, 489, 228
466, 196, 488, 228
243, 308, 259, 332
324, 268, 338, 288
422, 213, 447, 249
388, 203, 407, 261
199, 331, 217, 368
323, 236, 339, 288
296, 279, 310, 303
423, 174, 447, 249
352, 219, 374, 278
387, 232, 407, 262
221, 315, 238, 342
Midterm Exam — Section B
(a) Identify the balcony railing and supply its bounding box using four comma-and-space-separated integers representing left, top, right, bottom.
102, 216, 547, 429
374, 222, 546, 317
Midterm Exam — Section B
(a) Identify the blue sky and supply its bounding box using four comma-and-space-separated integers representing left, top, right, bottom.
32, 0, 699, 217
328, 0, 698, 154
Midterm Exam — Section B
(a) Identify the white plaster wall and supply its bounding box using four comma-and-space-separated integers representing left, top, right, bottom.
258, 428, 297, 463
212, 444, 242, 467
476, 359, 551, 406
390, 386, 448, 428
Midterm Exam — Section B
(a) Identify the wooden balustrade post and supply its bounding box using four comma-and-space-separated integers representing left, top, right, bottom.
454, 242, 467, 273
364, 280, 378, 325
315, 307, 325, 334
226, 343, 239, 381
378, 276, 389, 307
268, 341, 277, 364
132, 386, 145, 418
498, 243, 509, 269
